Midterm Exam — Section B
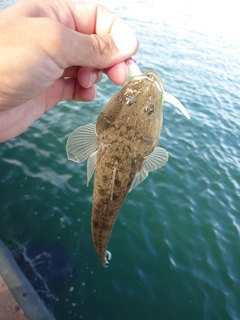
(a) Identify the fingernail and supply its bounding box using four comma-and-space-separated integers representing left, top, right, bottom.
92, 85, 97, 99
112, 31, 138, 51
88, 71, 103, 88
88, 72, 98, 88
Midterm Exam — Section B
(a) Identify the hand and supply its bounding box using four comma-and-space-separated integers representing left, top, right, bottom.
0, 0, 139, 142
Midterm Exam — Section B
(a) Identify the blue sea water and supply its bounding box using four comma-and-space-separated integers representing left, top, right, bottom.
0, 0, 239, 319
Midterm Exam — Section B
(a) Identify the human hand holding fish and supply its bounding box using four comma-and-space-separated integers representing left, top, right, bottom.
0, 0, 139, 142
66, 58, 190, 267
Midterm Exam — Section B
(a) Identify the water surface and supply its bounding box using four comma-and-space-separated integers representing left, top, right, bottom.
0, 0, 239, 319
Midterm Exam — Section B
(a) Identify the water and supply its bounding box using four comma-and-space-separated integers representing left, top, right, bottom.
0, 0, 240, 319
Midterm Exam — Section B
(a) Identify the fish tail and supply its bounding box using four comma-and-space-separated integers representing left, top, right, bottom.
91, 203, 119, 267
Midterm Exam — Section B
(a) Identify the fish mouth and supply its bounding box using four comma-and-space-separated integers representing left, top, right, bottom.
143, 71, 164, 94
128, 71, 164, 94
125, 58, 164, 94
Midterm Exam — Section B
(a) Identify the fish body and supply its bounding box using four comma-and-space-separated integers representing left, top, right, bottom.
67, 70, 168, 267
66, 60, 189, 267
92, 71, 165, 266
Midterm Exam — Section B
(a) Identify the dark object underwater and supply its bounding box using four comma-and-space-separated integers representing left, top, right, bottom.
11, 242, 77, 307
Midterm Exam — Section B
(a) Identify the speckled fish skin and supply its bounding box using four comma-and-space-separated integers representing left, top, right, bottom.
92, 71, 164, 267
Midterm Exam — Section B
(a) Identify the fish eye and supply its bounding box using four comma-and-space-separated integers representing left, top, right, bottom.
123, 95, 135, 106
145, 104, 155, 115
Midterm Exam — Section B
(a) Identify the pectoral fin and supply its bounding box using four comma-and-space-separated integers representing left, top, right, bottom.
129, 147, 168, 192
129, 167, 148, 192
164, 92, 190, 119
66, 124, 99, 163
87, 150, 98, 186
143, 147, 168, 172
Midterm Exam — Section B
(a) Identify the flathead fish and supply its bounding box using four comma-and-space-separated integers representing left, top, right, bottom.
66, 58, 189, 267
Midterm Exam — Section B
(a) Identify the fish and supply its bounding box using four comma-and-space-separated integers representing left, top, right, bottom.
66, 58, 190, 267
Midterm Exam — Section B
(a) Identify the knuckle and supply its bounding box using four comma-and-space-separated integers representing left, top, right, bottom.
89, 34, 114, 66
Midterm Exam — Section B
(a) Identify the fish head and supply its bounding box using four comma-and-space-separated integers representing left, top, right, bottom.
125, 70, 164, 118
96, 70, 164, 157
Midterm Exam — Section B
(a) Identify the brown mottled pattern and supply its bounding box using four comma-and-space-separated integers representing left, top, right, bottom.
92, 71, 164, 266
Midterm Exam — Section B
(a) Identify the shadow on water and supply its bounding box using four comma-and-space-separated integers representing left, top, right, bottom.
10, 241, 78, 309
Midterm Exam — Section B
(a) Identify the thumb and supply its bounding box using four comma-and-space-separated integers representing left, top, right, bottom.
59, 2, 139, 69
61, 26, 139, 70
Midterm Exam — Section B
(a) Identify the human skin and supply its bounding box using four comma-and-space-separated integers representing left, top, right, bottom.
0, 0, 139, 142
